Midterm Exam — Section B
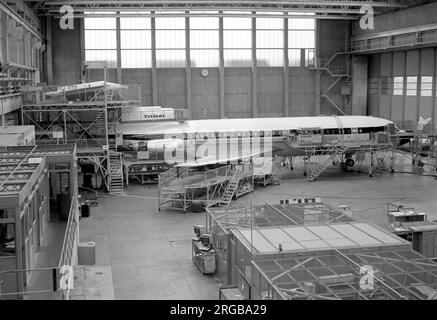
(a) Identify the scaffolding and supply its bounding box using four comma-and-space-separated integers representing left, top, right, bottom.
0, 147, 49, 298
0, 62, 38, 96
158, 163, 254, 213
206, 199, 355, 286
21, 61, 141, 194
229, 220, 431, 300
293, 129, 394, 181
0, 145, 79, 300
251, 248, 437, 300
392, 121, 437, 174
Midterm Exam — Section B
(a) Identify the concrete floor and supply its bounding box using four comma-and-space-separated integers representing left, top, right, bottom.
77, 159, 437, 300
78, 187, 219, 300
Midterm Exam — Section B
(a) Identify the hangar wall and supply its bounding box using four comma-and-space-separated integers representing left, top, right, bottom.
51, 18, 82, 86
351, 2, 437, 123
367, 48, 437, 122
49, 18, 350, 120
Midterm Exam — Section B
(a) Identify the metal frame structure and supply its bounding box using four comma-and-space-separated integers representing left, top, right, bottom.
158, 165, 233, 213
124, 159, 170, 185
206, 200, 354, 232
395, 126, 437, 173
0, 144, 79, 299
351, 23, 437, 53
21, 62, 141, 193
311, 52, 351, 114
229, 221, 432, 300
292, 127, 394, 181
0, 147, 49, 297
0, 0, 43, 39
251, 248, 437, 300
28, 1, 409, 19
158, 163, 254, 212
206, 199, 355, 285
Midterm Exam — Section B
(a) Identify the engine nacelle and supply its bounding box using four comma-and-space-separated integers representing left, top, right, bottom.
147, 138, 184, 152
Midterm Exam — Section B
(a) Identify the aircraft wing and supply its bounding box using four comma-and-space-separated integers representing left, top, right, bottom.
175, 146, 274, 168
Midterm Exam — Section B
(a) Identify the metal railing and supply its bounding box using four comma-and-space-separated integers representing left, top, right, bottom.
58, 195, 79, 300
59, 196, 79, 268
351, 31, 437, 53
159, 165, 233, 189
158, 167, 182, 188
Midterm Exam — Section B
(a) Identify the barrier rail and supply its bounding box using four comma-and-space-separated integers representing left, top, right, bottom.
58, 195, 79, 300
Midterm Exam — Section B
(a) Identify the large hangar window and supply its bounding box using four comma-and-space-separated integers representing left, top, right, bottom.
84, 12, 117, 67
256, 13, 283, 67
421, 76, 433, 97
190, 13, 219, 67
223, 13, 252, 67
406, 76, 417, 96
155, 11, 186, 67
120, 12, 152, 68
393, 77, 404, 96
83, 11, 316, 69
288, 13, 315, 67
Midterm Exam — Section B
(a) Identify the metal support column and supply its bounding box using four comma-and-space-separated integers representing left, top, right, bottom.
185, 14, 192, 119
433, 48, 437, 123
377, 53, 382, 117
14, 207, 24, 296
79, 17, 86, 82
46, 16, 53, 85
314, 19, 321, 116
116, 12, 122, 84
315, 70, 321, 115
251, 13, 257, 118
416, 50, 422, 122
389, 52, 394, 120
151, 13, 158, 105
0, 11, 7, 67
1, 99, 4, 125
219, 14, 225, 119
402, 52, 407, 122
283, 14, 289, 117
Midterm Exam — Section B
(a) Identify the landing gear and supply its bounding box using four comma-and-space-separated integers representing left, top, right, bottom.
345, 158, 355, 168
340, 162, 348, 172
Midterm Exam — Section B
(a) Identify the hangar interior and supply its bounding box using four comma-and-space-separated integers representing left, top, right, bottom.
0, 0, 437, 300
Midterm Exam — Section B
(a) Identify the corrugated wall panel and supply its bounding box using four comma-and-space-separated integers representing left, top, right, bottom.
368, 95, 379, 117
380, 53, 392, 76
406, 50, 420, 76
391, 96, 404, 120
404, 97, 418, 120
379, 96, 391, 119
419, 98, 433, 118
420, 48, 435, 76
393, 52, 405, 76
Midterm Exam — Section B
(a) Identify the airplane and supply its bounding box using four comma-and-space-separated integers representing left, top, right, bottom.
46, 81, 128, 102
115, 115, 406, 170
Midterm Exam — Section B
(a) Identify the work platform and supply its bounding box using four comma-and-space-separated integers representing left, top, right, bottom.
158, 164, 254, 213
294, 134, 394, 181
21, 63, 141, 195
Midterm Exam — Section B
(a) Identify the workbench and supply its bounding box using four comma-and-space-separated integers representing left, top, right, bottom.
192, 239, 216, 275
